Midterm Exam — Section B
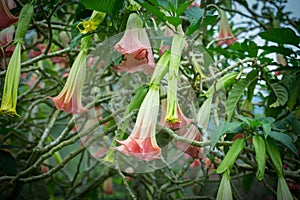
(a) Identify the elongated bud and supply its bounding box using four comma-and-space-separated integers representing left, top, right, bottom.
266, 138, 283, 176
253, 135, 266, 181
0, 42, 21, 116
216, 169, 233, 200
277, 176, 293, 200
217, 138, 245, 174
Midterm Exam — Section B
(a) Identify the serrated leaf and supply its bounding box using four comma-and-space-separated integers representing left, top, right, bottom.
217, 138, 246, 174
211, 121, 242, 148
270, 131, 298, 157
259, 28, 300, 46
269, 83, 288, 108
226, 70, 259, 121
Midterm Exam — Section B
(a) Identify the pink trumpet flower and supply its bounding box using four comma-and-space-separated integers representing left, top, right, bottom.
160, 98, 193, 130
216, 11, 237, 46
116, 86, 161, 161
176, 124, 204, 159
50, 37, 92, 114
114, 13, 155, 74
0, 0, 18, 29
116, 52, 171, 161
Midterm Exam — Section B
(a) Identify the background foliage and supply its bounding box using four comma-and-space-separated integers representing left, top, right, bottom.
0, 0, 299, 199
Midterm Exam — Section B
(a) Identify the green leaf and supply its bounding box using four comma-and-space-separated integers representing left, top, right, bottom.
137, 1, 166, 20
185, 6, 204, 35
203, 15, 218, 27
197, 96, 213, 129
241, 72, 257, 116
0, 150, 17, 176
206, 72, 238, 98
217, 138, 246, 174
235, 116, 252, 126
242, 173, 255, 193
80, 0, 124, 16
269, 131, 298, 157
125, 84, 149, 114
268, 83, 288, 108
15, 3, 34, 41
211, 121, 242, 148
259, 46, 295, 57
265, 138, 283, 176
230, 40, 258, 58
252, 135, 266, 181
259, 117, 275, 138
156, 0, 189, 13
70, 33, 84, 51
241, 40, 258, 57
226, 70, 259, 121
216, 170, 233, 200
176, 1, 193, 16
259, 28, 300, 46
192, 45, 214, 71
287, 75, 300, 111
165, 16, 182, 27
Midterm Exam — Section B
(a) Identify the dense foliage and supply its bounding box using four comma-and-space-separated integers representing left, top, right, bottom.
0, 0, 299, 199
